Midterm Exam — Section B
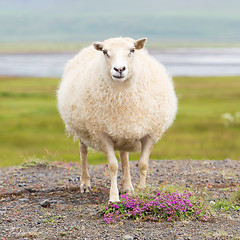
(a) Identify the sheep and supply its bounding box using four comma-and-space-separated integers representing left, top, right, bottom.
57, 37, 177, 202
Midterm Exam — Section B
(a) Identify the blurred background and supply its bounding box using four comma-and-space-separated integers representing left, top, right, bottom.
1, 0, 240, 46
0, 0, 239, 167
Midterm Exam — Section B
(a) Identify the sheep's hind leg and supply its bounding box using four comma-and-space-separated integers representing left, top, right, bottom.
138, 136, 157, 189
79, 140, 91, 193
119, 151, 134, 193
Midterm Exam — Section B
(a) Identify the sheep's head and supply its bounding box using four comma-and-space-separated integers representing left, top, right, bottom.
93, 37, 147, 82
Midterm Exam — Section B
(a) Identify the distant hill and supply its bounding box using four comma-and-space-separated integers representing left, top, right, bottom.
0, 0, 240, 45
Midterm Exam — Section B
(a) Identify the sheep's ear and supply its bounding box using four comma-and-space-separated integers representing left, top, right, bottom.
134, 38, 147, 50
93, 42, 103, 51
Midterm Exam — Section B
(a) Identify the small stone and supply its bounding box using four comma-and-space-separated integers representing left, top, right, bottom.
60, 232, 68, 236
123, 235, 133, 240
25, 188, 36, 193
68, 177, 74, 183
224, 158, 231, 162
20, 198, 29, 202
40, 199, 51, 208
210, 200, 216, 205
18, 183, 26, 187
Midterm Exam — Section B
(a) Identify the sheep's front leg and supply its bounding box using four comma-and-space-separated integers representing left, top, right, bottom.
79, 140, 91, 193
119, 151, 134, 193
138, 136, 157, 189
102, 135, 119, 202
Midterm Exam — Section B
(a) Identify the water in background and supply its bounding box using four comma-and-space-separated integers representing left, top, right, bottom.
0, 48, 240, 77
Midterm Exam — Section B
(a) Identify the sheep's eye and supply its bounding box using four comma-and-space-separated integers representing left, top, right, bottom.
130, 48, 135, 54
102, 49, 109, 57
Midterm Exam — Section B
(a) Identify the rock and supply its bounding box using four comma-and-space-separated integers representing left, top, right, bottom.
68, 177, 74, 183
18, 183, 26, 187
25, 188, 36, 193
40, 199, 51, 208
0, 210, 6, 215
123, 235, 133, 240
224, 158, 231, 162
20, 198, 29, 202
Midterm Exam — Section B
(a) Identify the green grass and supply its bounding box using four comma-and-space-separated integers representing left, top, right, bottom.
0, 42, 88, 54
2, 42, 240, 54
0, 76, 239, 167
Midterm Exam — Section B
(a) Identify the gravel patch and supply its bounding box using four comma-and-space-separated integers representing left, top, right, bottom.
0, 159, 239, 239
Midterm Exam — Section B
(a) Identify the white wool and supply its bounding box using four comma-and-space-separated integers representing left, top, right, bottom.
57, 37, 177, 152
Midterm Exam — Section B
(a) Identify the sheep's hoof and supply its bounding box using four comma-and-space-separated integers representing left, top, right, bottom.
80, 183, 91, 193
136, 183, 146, 190
109, 197, 120, 203
123, 185, 134, 194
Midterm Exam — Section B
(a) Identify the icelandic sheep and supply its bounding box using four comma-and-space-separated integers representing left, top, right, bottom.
57, 37, 177, 202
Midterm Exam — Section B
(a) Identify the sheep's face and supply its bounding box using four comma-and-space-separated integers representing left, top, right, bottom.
93, 37, 147, 82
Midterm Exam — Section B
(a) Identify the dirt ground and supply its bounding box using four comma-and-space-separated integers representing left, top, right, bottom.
0, 159, 239, 239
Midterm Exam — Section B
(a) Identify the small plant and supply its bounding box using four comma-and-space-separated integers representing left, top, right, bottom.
102, 188, 210, 224
212, 188, 240, 212
221, 112, 240, 127
43, 214, 64, 224
231, 189, 240, 205
213, 199, 240, 212
22, 158, 49, 168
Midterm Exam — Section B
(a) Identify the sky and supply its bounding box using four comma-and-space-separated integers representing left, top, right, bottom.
0, 0, 239, 44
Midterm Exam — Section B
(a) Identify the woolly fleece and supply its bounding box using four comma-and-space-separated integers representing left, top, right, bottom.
57, 37, 177, 152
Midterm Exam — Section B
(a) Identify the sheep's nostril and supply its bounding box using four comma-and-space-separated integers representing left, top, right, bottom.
121, 66, 126, 72
114, 67, 119, 73
114, 66, 126, 73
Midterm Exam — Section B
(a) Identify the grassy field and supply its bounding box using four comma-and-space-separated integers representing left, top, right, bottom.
2, 42, 240, 54
0, 76, 239, 167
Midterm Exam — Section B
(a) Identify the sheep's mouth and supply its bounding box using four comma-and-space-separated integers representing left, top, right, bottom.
112, 75, 125, 79
112, 75, 127, 82
111, 73, 128, 82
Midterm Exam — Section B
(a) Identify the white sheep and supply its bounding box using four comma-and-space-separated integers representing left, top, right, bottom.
57, 37, 177, 202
